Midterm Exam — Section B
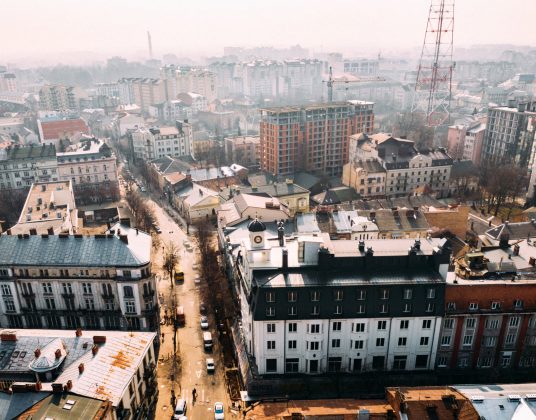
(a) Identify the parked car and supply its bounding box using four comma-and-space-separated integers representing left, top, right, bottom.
214, 402, 224, 419
140, 186, 147, 192
173, 399, 187, 419
154, 226, 162, 234
206, 358, 215, 373
200, 303, 207, 315
200, 316, 209, 329
203, 332, 213, 351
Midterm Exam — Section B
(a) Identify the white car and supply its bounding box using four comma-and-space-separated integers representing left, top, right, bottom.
200, 316, 209, 329
214, 402, 224, 419
206, 358, 215, 373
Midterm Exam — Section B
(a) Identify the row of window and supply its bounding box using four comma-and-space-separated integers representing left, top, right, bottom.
267, 319, 434, 334
447, 300, 524, 311
265, 288, 436, 303
9, 267, 151, 279
265, 303, 436, 317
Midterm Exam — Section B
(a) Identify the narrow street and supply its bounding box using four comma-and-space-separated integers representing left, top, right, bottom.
147, 194, 231, 419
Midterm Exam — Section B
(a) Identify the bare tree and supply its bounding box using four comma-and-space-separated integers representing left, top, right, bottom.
0, 188, 28, 229
480, 164, 528, 217
163, 241, 180, 286
392, 112, 435, 151
126, 190, 156, 231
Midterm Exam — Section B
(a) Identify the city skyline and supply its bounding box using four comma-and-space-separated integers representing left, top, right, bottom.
2, 0, 536, 65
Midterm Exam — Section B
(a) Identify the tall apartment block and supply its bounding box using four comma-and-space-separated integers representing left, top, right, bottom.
260, 101, 374, 176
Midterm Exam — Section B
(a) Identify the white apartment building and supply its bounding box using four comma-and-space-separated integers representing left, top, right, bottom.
130, 123, 193, 161
0, 224, 157, 332
0, 144, 59, 190
225, 219, 449, 376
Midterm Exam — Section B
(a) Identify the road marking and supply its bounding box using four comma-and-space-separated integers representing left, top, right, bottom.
196, 369, 202, 378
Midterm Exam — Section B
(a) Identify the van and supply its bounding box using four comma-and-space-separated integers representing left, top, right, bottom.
173, 398, 186, 419
175, 306, 185, 327
203, 331, 213, 350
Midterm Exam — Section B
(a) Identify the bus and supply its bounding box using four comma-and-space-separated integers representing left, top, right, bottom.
175, 306, 185, 327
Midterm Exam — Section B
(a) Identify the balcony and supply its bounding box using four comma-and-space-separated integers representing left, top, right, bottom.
101, 292, 115, 300
21, 291, 35, 298
61, 293, 75, 299
142, 289, 155, 298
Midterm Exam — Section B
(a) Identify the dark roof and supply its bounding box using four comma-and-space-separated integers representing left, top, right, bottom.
312, 187, 360, 205
150, 156, 192, 174
0, 234, 149, 267
248, 219, 266, 232
6, 144, 56, 160
221, 182, 309, 200
0, 393, 50, 420
362, 209, 430, 232
293, 172, 321, 190
486, 221, 536, 241
357, 160, 386, 173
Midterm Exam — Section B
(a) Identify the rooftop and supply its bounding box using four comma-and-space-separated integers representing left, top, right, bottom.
220, 182, 309, 201
38, 118, 89, 141
57, 138, 112, 159
2, 144, 56, 161
20, 393, 110, 420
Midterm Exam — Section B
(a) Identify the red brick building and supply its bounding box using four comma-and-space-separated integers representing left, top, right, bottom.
260, 101, 374, 176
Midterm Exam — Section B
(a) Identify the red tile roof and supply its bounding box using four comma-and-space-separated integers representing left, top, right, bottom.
40, 119, 89, 140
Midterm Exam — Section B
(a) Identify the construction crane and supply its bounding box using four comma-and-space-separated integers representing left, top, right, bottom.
323, 66, 386, 102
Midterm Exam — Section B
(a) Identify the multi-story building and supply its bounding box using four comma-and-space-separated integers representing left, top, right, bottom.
117, 78, 166, 111
343, 133, 453, 198
0, 144, 59, 190
341, 59, 380, 76
166, 67, 216, 102
0, 328, 158, 419
224, 135, 260, 168
38, 85, 85, 111
95, 82, 120, 98
56, 138, 119, 200
37, 116, 90, 148
280, 59, 324, 100
481, 101, 536, 169
130, 122, 193, 161
148, 100, 193, 123
260, 101, 374, 176
227, 219, 450, 376
447, 116, 487, 166
177, 92, 208, 114
342, 159, 386, 198
0, 71, 18, 92
0, 224, 157, 331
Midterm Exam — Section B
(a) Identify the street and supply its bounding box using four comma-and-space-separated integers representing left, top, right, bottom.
148, 195, 231, 419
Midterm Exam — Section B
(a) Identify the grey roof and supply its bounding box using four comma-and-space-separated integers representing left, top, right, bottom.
312, 187, 360, 205
293, 172, 321, 190
356, 159, 386, 173
0, 392, 49, 419
221, 182, 309, 200
6, 144, 56, 160
150, 156, 192, 174
0, 233, 150, 267
486, 221, 536, 241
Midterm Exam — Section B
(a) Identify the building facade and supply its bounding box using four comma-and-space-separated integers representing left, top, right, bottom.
0, 226, 157, 332
0, 144, 59, 190
39, 85, 85, 111
260, 101, 374, 176
447, 116, 486, 167
224, 135, 260, 168
130, 122, 193, 161
230, 220, 450, 376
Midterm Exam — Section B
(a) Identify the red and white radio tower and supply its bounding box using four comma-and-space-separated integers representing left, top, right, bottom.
411, 0, 455, 127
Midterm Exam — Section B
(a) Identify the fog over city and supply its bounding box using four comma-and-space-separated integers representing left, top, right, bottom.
2, 1, 536, 419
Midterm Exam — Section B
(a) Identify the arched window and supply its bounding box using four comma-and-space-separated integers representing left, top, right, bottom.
123, 286, 134, 298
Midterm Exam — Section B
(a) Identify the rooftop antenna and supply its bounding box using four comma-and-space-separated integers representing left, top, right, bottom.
147, 30, 153, 59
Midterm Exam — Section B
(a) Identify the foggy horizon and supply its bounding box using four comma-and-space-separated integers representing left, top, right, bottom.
3, 0, 536, 66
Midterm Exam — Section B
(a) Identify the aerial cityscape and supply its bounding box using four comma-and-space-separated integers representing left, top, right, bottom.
2, 0, 536, 419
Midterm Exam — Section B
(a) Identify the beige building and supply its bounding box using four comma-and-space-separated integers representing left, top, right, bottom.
130, 123, 193, 161
131, 78, 166, 111
38, 85, 86, 111
342, 159, 386, 198
173, 183, 223, 222
217, 193, 290, 228
224, 135, 260, 168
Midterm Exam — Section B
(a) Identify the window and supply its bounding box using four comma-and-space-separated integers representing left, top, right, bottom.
332, 321, 342, 331
288, 306, 297, 316
265, 359, 277, 373
466, 318, 476, 328
441, 335, 451, 346
483, 336, 497, 347
400, 302, 411, 313
353, 322, 365, 333
372, 356, 385, 370
400, 320, 409, 329
309, 341, 320, 351
267, 323, 276, 333
376, 338, 385, 347
514, 299, 523, 309
398, 337, 407, 346
354, 340, 364, 349
310, 291, 320, 301
403, 288, 412, 300
437, 356, 448, 367
380, 303, 389, 314
420, 337, 430, 346
288, 323, 297, 333
426, 288, 435, 299
426, 303, 435, 313
447, 302, 456, 311
357, 289, 366, 300
331, 339, 341, 348
265, 291, 275, 303
463, 335, 473, 346
327, 357, 342, 372
377, 320, 387, 330
505, 333, 516, 345
415, 355, 429, 368
393, 355, 407, 370
334, 289, 343, 301
501, 355, 511, 367
469, 302, 478, 311
285, 358, 299, 373
380, 289, 389, 299
491, 301, 501, 310
480, 357, 492, 368
125, 300, 136, 314
45, 298, 55, 310
266, 307, 275, 317
288, 291, 297, 302
62, 283, 72, 295
1, 285, 12, 296
334, 305, 342, 315
510, 317, 520, 327
357, 304, 365, 314
42, 283, 52, 294
123, 286, 134, 298
486, 319, 499, 329
4, 299, 15, 312
288, 340, 297, 349
311, 305, 319, 316
267, 340, 276, 350
458, 358, 468, 368
422, 319, 432, 329
444, 318, 454, 329
82, 283, 92, 295
309, 324, 320, 334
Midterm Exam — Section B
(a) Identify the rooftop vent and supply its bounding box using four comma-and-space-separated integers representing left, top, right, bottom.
471, 396, 484, 403
508, 395, 521, 402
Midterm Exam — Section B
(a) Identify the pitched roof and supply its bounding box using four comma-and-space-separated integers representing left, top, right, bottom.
39, 118, 89, 140
6, 144, 56, 160
486, 221, 536, 241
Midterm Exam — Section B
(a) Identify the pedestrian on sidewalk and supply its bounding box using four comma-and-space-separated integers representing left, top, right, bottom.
161, 333, 165, 343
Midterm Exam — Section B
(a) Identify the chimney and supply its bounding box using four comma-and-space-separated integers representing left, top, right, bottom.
414, 239, 421, 251
6, 229, 11, 235
369, 211, 376, 220
282, 248, 288, 270
78, 363, 84, 374
92, 345, 99, 356
65, 380, 73, 391
29, 228, 37, 235
34, 348, 41, 358
120, 235, 129, 244
366, 246, 374, 256
55, 349, 61, 359
406, 209, 414, 218
75, 328, 82, 337
47, 227, 54, 235
52, 383, 63, 394
0, 333, 17, 342
358, 240, 365, 253
513, 244, 520, 256
277, 222, 285, 247
93, 335, 106, 345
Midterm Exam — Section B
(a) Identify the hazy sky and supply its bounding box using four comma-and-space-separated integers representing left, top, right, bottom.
3, 0, 536, 64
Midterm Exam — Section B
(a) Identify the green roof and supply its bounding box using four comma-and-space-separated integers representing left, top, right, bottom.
7, 144, 56, 160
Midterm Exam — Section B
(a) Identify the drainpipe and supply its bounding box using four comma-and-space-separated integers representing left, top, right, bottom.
325, 318, 331, 374
385, 317, 393, 371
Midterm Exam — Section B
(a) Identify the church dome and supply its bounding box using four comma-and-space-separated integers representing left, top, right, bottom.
248, 218, 266, 232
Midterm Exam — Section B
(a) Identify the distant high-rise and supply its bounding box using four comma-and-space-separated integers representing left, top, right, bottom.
260, 101, 374, 176
147, 30, 153, 59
